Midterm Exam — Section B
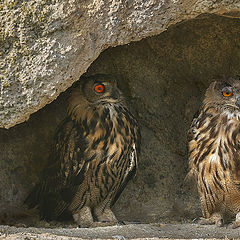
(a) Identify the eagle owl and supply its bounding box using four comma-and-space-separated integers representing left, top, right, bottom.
25, 74, 141, 227
188, 77, 240, 228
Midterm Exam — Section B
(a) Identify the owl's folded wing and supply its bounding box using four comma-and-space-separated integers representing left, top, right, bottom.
24, 117, 87, 220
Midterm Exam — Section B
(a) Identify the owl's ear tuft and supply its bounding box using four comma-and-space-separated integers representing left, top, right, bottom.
223, 82, 232, 87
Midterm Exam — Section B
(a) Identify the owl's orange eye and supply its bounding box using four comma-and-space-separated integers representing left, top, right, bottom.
222, 87, 232, 97
222, 91, 232, 97
94, 84, 105, 93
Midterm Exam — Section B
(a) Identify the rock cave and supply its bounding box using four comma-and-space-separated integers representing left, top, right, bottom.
1, 0, 240, 239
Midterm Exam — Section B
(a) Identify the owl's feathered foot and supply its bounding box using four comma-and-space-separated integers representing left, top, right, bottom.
194, 213, 224, 227
73, 206, 120, 228
94, 207, 118, 223
73, 206, 94, 228
227, 212, 240, 229
91, 206, 119, 227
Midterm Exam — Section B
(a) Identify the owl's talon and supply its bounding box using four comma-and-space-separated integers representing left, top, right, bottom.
192, 217, 201, 223
229, 213, 240, 229
192, 214, 223, 226
195, 218, 210, 225
226, 222, 240, 229
227, 221, 240, 229
130, 221, 141, 224
117, 221, 126, 225
216, 218, 224, 227
226, 223, 233, 229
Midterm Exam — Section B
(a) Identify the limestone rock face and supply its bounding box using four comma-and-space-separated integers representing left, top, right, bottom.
0, 0, 240, 128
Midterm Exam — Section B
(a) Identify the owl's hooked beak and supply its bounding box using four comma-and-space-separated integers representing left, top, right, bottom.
111, 88, 120, 100
236, 97, 240, 108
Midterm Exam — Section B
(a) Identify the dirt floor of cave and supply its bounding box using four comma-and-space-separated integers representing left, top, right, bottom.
0, 223, 240, 239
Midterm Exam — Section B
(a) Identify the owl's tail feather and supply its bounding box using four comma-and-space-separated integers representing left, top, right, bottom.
24, 186, 69, 221
39, 193, 69, 221
24, 185, 41, 209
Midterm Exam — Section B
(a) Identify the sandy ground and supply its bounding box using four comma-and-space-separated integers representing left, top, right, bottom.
0, 223, 240, 239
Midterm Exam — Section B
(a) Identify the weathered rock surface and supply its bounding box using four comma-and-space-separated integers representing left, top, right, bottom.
1, 0, 240, 128
1, 223, 240, 239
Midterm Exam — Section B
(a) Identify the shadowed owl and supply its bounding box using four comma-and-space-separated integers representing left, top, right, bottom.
25, 74, 141, 227
188, 77, 240, 228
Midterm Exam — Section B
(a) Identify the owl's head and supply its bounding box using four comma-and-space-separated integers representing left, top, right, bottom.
204, 77, 240, 112
80, 74, 123, 104
68, 74, 124, 120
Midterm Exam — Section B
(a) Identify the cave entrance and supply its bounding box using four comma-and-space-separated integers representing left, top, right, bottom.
0, 14, 240, 236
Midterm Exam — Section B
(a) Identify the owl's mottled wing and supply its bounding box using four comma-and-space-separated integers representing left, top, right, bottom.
187, 109, 201, 180
110, 145, 137, 206
187, 110, 200, 142
111, 117, 141, 206
230, 132, 240, 185
25, 117, 87, 220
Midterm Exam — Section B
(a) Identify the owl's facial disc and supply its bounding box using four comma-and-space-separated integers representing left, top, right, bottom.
111, 88, 120, 100
219, 82, 240, 109
92, 81, 120, 103
93, 82, 120, 100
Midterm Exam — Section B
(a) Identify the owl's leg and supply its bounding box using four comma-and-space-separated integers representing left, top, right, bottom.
94, 206, 118, 223
90, 205, 118, 227
196, 212, 224, 227
228, 212, 240, 229
197, 192, 223, 226
72, 206, 94, 228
